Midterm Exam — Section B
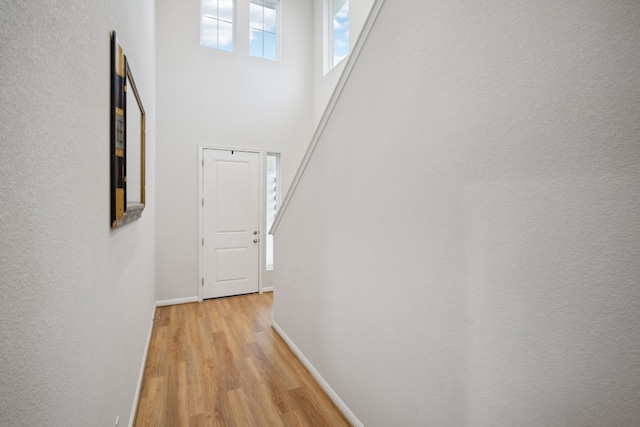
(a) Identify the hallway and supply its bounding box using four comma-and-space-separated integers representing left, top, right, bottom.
134, 293, 348, 426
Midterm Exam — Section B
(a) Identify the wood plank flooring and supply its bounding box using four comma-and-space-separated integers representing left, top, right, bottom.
134, 292, 349, 427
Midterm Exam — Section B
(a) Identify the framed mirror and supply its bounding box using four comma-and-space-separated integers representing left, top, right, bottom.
110, 31, 146, 228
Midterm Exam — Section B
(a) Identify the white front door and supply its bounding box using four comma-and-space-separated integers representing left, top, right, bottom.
202, 149, 260, 299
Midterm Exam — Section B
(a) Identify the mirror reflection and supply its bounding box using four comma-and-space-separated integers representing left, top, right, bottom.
125, 60, 145, 213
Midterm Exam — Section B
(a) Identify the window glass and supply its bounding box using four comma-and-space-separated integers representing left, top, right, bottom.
203, 0, 217, 16
250, 0, 278, 61
332, 0, 349, 66
249, 29, 264, 57
266, 154, 280, 270
202, 0, 235, 51
250, 2, 264, 30
264, 32, 277, 60
218, 0, 234, 22
202, 17, 219, 48
264, 5, 277, 32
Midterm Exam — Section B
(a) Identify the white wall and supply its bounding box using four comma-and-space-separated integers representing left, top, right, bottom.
0, 1, 156, 426
312, 0, 375, 126
155, 0, 313, 301
274, 1, 640, 425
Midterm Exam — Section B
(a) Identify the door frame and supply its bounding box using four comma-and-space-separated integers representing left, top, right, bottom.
198, 145, 265, 302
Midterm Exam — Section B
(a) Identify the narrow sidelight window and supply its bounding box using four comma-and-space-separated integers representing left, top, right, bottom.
266, 153, 280, 270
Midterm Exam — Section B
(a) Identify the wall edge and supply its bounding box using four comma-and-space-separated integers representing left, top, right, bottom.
272, 320, 364, 427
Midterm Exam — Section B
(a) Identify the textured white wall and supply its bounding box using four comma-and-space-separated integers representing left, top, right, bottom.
155, 0, 313, 301
0, 1, 156, 426
274, 1, 640, 425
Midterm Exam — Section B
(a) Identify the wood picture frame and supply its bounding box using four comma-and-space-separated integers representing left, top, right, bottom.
110, 31, 146, 228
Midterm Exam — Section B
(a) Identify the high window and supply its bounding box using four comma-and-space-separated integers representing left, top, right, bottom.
326, 0, 349, 71
201, 0, 235, 52
250, 0, 279, 60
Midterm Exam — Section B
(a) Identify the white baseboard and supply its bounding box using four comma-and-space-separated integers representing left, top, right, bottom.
271, 321, 363, 427
262, 286, 274, 293
128, 307, 156, 427
155, 296, 199, 307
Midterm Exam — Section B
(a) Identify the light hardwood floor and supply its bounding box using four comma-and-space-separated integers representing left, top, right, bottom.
134, 292, 349, 426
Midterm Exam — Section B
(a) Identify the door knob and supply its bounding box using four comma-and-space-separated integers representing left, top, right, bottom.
253, 231, 258, 235
253, 239, 259, 243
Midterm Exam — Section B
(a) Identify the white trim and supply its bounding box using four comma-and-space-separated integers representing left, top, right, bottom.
155, 296, 199, 307
199, 146, 205, 302
271, 0, 386, 234
258, 149, 265, 293
324, 0, 333, 74
271, 321, 364, 427
128, 307, 156, 427
199, 145, 265, 302
262, 286, 273, 293
322, 0, 331, 75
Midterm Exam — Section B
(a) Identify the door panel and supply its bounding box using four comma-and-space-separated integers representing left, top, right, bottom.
215, 248, 248, 282
203, 149, 260, 299
216, 161, 249, 232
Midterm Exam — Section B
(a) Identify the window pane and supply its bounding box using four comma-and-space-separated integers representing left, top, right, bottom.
202, 16, 218, 48
218, 0, 234, 23
266, 154, 279, 271
263, 3, 277, 33
333, 0, 349, 65
266, 234, 274, 269
218, 20, 234, 51
201, 0, 235, 51
334, 0, 349, 28
264, 31, 277, 60
250, 29, 264, 57
250, 2, 264, 30
203, 0, 217, 17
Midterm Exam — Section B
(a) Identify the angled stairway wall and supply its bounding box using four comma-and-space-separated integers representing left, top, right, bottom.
272, 1, 640, 425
